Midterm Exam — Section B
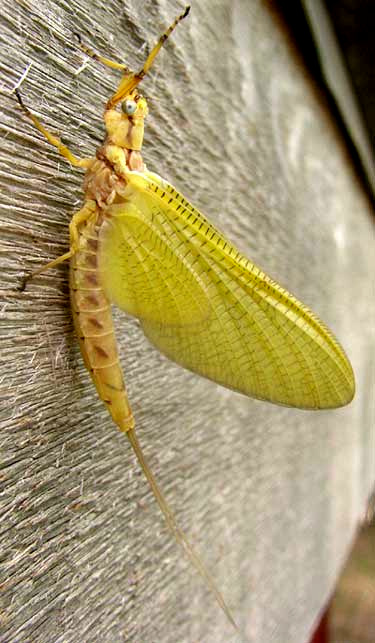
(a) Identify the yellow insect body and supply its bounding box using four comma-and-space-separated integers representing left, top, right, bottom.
17, 5, 354, 632
70, 208, 134, 430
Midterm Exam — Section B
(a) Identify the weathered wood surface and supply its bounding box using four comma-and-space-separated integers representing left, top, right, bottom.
0, 1, 374, 642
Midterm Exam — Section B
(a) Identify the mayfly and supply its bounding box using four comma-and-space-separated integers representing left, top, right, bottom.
16, 5, 354, 632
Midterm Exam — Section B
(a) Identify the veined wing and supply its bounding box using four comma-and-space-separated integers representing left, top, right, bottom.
98, 193, 210, 327
98, 170, 355, 409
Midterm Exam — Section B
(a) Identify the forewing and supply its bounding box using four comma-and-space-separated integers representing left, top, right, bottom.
98, 196, 210, 327
100, 170, 354, 409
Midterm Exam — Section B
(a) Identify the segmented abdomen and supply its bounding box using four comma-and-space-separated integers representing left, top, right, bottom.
70, 216, 134, 431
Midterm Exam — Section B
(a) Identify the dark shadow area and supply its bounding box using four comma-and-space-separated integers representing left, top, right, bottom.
330, 513, 375, 642
276, 0, 375, 204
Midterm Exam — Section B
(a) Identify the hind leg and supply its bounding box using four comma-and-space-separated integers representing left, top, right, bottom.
21, 201, 97, 290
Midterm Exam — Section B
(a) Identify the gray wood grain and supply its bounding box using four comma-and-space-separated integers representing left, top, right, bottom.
1, 1, 374, 642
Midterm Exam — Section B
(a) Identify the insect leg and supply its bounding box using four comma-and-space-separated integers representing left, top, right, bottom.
20, 251, 72, 291
21, 202, 96, 290
15, 89, 91, 169
69, 200, 97, 247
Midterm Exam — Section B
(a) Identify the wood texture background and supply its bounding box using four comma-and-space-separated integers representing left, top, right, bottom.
1, 1, 374, 642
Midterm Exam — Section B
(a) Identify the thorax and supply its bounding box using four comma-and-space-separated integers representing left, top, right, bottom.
83, 143, 145, 209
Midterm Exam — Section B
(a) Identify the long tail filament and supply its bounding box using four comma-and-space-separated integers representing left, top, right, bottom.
126, 427, 238, 630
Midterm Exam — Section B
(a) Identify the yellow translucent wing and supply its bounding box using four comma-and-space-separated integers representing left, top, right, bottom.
97, 195, 210, 327
98, 171, 355, 410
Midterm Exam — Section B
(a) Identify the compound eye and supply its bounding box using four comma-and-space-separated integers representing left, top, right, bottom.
121, 99, 137, 115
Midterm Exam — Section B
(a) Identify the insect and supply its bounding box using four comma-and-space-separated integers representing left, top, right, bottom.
16, 5, 354, 633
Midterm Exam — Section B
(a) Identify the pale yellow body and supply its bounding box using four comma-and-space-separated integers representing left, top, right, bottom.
16, 5, 354, 633
69, 203, 134, 431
